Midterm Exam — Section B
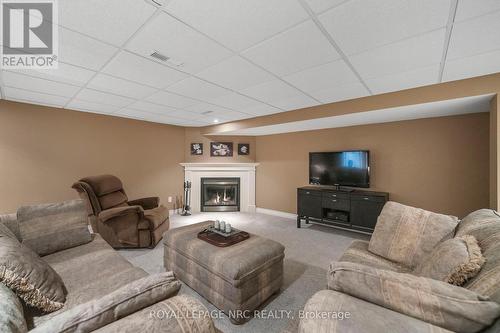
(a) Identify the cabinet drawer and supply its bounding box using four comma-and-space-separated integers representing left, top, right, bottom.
350, 195, 386, 203
298, 189, 321, 197
322, 192, 349, 200
322, 198, 350, 211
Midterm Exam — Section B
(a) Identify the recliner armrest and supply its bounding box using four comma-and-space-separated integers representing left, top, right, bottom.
98, 205, 144, 223
128, 197, 159, 210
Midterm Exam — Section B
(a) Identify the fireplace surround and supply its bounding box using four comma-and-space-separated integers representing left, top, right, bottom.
201, 177, 240, 212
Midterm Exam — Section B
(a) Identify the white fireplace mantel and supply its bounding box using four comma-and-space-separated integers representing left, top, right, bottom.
180, 163, 259, 213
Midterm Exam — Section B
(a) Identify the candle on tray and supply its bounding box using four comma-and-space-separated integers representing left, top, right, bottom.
214, 220, 220, 230
225, 223, 232, 233
220, 220, 226, 231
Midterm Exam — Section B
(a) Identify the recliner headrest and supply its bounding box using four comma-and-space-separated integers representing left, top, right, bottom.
79, 175, 123, 196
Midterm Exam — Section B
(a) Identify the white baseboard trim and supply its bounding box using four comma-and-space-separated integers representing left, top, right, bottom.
256, 207, 297, 220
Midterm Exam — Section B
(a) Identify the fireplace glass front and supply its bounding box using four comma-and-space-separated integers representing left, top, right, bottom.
201, 178, 240, 212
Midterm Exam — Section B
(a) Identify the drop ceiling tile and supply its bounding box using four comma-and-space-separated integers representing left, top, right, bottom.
67, 100, 120, 114
128, 100, 179, 115
365, 65, 439, 94
454, 0, 500, 22
207, 92, 260, 110
243, 20, 340, 76
166, 77, 231, 102
240, 103, 282, 116
88, 74, 157, 99
350, 29, 445, 79
447, 11, 500, 60
184, 102, 234, 114
272, 95, 320, 111
310, 82, 370, 103
102, 51, 188, 89
59, 28, 118, 71
196, 56, 274, 91
303, 0, 347, 14
4, 87, 69, 107
164, 0, 308, 51
2, 72, 80, 97
59, 0, 155, 46
145, 90, 198, 109
162, 109, 206, 121
283, 60, 359, 94
443, 49, 500, 82
319, 0, 450, 55
240, 79, 314, 105
115, 108, 149, 120
74, 89, 134, 108
126, 12, 232, 74
7, 63, 95, 86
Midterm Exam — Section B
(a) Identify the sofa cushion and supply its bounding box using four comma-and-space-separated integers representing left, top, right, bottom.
0, 223, 66, 313
339, 240, 411, 273
31, 272, 180, 333
456, 209, 500, 303
0, 213, 20, 241
328, 261, 500, 333
369, 201, 458, 268
0, 282, 28, 333
17, 200, 92, 256
30, 234, 148, 327
414, 235, 485, 286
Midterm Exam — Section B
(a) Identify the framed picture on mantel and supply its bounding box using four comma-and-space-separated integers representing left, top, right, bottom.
210, 142, 233, 157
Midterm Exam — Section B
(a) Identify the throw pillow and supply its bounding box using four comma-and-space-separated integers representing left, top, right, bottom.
0, 223, 66, 312
369, 201, 458, 268
0, 282, 28, 333
414, 235, 485, 285
17, 200, 92, 256
31, 272, 181, 333
328, 261, 500, 333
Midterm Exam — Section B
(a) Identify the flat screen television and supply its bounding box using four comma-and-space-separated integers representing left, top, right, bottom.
309, 150, 370, 188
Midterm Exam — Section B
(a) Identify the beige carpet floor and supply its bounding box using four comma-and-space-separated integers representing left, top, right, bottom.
118, 212, 367, 333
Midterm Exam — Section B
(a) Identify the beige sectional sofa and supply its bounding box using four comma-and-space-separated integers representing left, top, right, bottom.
0, 200, 216, 333
298, 206, 500, 333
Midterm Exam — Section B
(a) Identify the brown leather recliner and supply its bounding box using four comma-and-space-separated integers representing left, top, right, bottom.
72, 175, 169, 248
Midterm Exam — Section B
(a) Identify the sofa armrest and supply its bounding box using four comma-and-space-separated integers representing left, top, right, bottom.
128, 197, 159, 210
300, 290, 455, 333
98, 205, 144, 223
328, 261, 500, 333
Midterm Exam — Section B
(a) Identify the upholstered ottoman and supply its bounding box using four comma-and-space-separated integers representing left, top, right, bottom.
163, 221, 285, 324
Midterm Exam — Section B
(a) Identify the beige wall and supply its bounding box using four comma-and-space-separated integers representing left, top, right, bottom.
0, 100, 185, 213
491, 95, 500, 209
256, 113, 490, 218
184, 127, 255, 163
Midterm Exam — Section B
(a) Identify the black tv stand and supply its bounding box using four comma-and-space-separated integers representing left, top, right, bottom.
297, 186, 389, 234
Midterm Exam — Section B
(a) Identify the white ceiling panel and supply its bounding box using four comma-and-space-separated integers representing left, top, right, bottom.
74, 89, 134, 108
240, 103, 283, 116
164, 0, 308, 51
126, 13, 232, 74
319, 0, 450, 55
115, 108, 149, 120
59, 28, 118, 71
303, 0, 347, 14
102, 51, 188, 89
4, 87, 69, 107
59, 0, 155, 46
196, 56, 274, 91
2, 72, 80, 97
272, 95, 319, 111
167, 77, 231, 101
366, 65, 439, 94
7, 63, 95, 86
454, 0, 500, 22
310, 82, 370, 103
66, 100, 120, 114
243, 20, 340, 76
88, 74, 156, 99
443, 49, 500, 82
240, 79, 315, 105
283, 59, 359, 94
207, 93, 260, 110
160, 108, 207, 121
184, 102, 234, 115
128, 100, 179, 115
447, 11, 500, 61
350, 29, 445, 79
145, 90, 198, 109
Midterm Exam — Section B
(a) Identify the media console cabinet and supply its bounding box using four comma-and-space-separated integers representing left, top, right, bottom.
297, 186, 389, 234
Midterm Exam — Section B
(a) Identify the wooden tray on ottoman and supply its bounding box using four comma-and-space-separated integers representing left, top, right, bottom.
198, 228, 250, 247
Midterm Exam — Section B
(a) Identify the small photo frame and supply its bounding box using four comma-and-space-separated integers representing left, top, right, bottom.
190, 143, 203, 155
238, 143, 250, 155
210, 142, 233, 157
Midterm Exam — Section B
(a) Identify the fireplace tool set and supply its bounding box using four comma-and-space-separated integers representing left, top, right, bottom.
181, 180, 191, 216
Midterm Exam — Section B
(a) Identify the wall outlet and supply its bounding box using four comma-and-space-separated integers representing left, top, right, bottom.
168, 196, 172, 203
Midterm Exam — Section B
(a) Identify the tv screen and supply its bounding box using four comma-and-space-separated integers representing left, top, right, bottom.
309, 151, 370, 188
